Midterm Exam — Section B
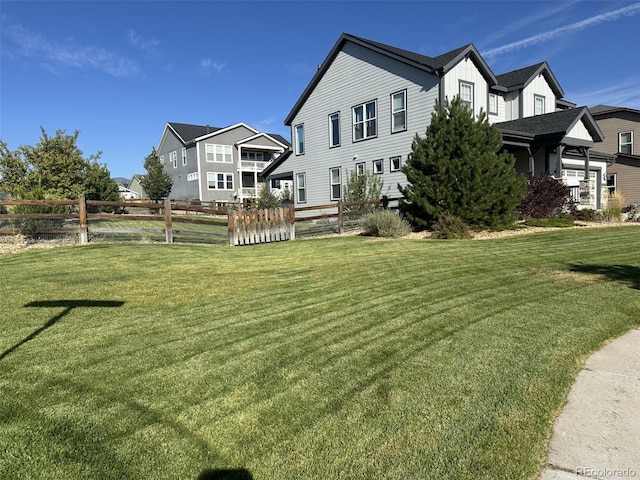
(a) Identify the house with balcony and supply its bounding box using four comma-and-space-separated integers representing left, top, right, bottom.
262, 33, 610, 211
590, 105, 640, 204
156, 122, 290, 205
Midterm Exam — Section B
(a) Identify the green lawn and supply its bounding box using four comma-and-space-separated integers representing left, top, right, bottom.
1, 227, 639, 480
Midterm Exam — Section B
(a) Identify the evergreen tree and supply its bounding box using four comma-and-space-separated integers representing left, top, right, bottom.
399, 97, 527, 229
139, 147, 173, 201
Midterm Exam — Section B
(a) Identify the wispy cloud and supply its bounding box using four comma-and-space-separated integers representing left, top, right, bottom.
129, 29, 161, 58
1, 17, 139, 77
198, 58, 225, 75
483, 3, 640, 58
570, 79, 640, 109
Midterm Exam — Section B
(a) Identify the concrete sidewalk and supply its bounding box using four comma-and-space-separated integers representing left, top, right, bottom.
540, 327, 640, 480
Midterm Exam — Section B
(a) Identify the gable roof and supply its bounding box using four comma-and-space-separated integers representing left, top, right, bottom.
495, 107, 603, 143
284, 33, 497, 125
590, 104, 640, 116
168, 122, 223, 144
495, 61, 564, 98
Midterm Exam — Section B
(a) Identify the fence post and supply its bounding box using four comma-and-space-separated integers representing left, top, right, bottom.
164, 198, 173, 243
228, 208, 236, 246
78, 194, 88, 244
338, 200, 344, 234
289, 205, 296, 240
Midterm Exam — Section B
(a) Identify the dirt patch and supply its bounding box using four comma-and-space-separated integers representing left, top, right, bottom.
0, 235, 77, 255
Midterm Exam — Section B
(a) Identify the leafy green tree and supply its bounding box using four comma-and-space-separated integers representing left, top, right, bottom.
343, 170, 384, 213
0, 128, 117, 201
139, 147, 172, 201
399, 97, 527, 229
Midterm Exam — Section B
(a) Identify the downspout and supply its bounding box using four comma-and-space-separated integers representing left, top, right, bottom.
237, 144, 243, 206
196, 141, 203, 201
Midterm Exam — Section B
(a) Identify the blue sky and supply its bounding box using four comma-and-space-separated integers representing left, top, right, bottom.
2, 1, 639, 180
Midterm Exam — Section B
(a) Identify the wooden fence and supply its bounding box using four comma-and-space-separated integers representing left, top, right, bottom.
0, 196, 385, 246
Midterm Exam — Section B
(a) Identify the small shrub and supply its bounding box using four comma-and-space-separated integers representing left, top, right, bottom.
360, 210, 411, 238
344, 170, 384, 214
626, 203, 639, 222
523, 217, 574, 228
576, 208, 597, 222
601, 191, 625, 222
518, 173, 576, 219
431, 215, 472, 239
280, 186, 292, 203
256, 185, 281, 210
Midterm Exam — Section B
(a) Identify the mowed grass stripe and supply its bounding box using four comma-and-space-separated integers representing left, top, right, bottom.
1, 226, 639, 479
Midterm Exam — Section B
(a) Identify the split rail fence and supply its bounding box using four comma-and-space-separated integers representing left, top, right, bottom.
0, 196, 384, 246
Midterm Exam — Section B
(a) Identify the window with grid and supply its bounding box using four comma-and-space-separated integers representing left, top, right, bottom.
459, 82, 473, 110
353, 100, 377, 141
619, 132, 633, 154
391, 91, 406, 132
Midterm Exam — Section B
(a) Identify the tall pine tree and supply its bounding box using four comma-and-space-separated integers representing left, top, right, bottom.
399, 97, 526, 229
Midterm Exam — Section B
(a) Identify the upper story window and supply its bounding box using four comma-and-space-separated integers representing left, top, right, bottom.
619, 131, 633, 154
295, 124, 305, 155
241, 151, 264, 161
181, 148, 187, 166
534, 95, 545, 115
391, 90, 407, 132
459, 81, 473, 110
353, 100, 377, 141
159, 155, 165, 164
329, 112, 340, 147
488, 93, 498, 115
170, 151, 178, 168
205, 144, 232, 163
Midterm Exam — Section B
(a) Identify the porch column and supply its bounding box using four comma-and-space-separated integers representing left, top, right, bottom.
527, 147, 534, 176
254, 170, 258, 197
584, 147, 590, 180
556, 144, 564, 178
237, 145, 243, 205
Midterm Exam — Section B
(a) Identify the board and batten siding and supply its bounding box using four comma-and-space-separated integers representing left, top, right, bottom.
521, 75, 555, 117
565, 118, 593, 142
442, 58, 489, 120
272, 41, 440, 208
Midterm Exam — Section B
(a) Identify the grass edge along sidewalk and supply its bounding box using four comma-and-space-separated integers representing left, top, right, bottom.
1, 227, 639, 480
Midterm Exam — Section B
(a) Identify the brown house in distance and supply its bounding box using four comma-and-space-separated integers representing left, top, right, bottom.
590, 105, 640, 204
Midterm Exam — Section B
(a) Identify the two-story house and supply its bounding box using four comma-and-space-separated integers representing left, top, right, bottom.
263, 33, 610, 211
590, 105, 640, 204
156, 122, 290, 204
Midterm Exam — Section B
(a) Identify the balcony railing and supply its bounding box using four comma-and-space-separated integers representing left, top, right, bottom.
241, 160, 270, 172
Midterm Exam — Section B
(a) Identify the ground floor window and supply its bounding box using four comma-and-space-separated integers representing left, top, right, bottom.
607, 173, 616, 195
330, 167, 342, 201
296, 173, 306, 203
207, 172, 234, 190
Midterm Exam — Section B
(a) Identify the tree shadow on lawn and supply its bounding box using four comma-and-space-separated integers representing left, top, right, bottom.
0, 300, 125, 362
197, 469, 253, 480
566, 263, 640, 290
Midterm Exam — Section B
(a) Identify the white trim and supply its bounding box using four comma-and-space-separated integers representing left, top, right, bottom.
206, 172, 234, 191
196, 142, 203, 200
236, 143, 284, 152
235, 132, 288, 149
181, 147, 187, 166
330, 167, 342, 201
193, 122, 259, 142
619, 131, 633, 154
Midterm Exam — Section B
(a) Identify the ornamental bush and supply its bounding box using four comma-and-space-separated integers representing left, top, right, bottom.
360, 210, 411, 238
518, 173, 576, 219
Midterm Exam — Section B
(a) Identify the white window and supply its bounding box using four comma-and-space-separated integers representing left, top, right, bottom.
355, 162, 365, 177
187, 172, 198, 181
296, 172, 306, 203
329, 112, 340, 147
181, 148, 187, 166
459, 81, 473, 110
353, 100, 377, 141
241, 151, 264, 161
390, 156, 401, 171
619, 132, 633, 154
391, 90, 407, 132
170, 151, 178, 168
205, 144, 232, 163
295, 124, 305, 155
373, 159, 383, 174
330, 167, 341, 201
534, 95, 545, 115
159, 155, 164, 164
207, 172, 233, 190
488, 93, 498, 115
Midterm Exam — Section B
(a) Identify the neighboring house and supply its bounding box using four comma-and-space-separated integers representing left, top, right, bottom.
263, 33, 610, 210
156, 122, 290, 204
118, 185, 140, 200
590, 105, 640, 204
128, 175, 146, 199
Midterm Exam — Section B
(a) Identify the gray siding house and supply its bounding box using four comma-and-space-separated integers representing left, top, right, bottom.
157, 122, 290, 204
590, 105, 640, 204
263, 33, 610, 211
